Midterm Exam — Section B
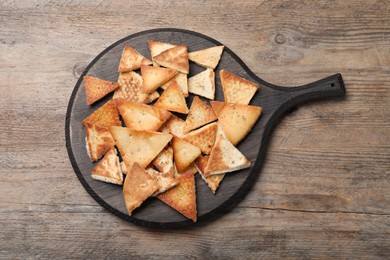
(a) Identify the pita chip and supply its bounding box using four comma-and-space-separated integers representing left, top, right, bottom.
148, 40, 177, 66
184, 96, 217, 133
120, 161, 128, 175
188, 45, 224, 69
220, 70, 259, 105
188, 68, 215, 100
204, 134, 251, 177
82, 100, 121, 127
154, 80, 189, 114
152, 145, 174, 175
110, 126, 172, 169
84, 75, 119, 105
162, 72, 188, 97
115, 99, 171, 131
118, 44, 152, 73
210, 101, 262, 146
172, 136, 202, 172
157, 170, 197, 222
145, 167, 178, 196
85, 123, 116, 162
159, 114, 186, 137
181, 122, 217, 155
153, 44, 189, 74
123, 162, 159, 215
113, 71, 159, 104
140, 65, 178, 94
91, 148, 123, 185
195, 155, 224, 194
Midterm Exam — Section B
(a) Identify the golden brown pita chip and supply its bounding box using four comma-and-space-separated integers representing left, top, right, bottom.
84, 76, 119, 105
159, 114, 186, 137
115, 99, 171, 131
154, 80, 188, 114
172, 136, 202, 172
153, 44, 189, 74
184, 96, 217, 133
113, 71, 159, 103
210, 101, 262, 145
85, 123, 116, 162
148, 40, 177, 66
181, 122, 217, 155
220, 70, 259, 105
145, 167, 178, 196
204, 134, 251, 177
140, 65, 178, 94
152, 146, 174, 175
162, 72, 188, 97
118, 44, 152, 73
123, 162, 159, 215
195, 155, 224, 194
91, 148, 123, 185
110, 126, 172, 170
188, 46, 224, 69
157, 170, 197, 222
188, 68, 215, 100
82, 100, 121, 128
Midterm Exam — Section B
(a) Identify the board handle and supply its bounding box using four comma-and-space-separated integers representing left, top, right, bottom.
276, 73, 346, 110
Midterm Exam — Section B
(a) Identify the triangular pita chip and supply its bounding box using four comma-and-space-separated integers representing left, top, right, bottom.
210, 101, 262, 145
91, 148, 123, 185
188, 68, 215, 100
113, 71, 159, 103
204, 134, 251, 177
140, 65, 178, 93
153, 44, 189, 74
159, 115, 186, 137
123, 162, 159, 215
118, 44, 152, 73
85, 123, 116, 162
148, 40, 177, 66
110, 126, 172, 169
181, 122, 217, 155
145, 167, 178, 196
154, 80, 188, 114
152, 146, 174, 175
220, 70, 259, 105
82, 100, 121, 127
184, 96, 217, 133
115, 99, 171, 131
84, 76, 119, 105
172, 136, 201, 172
195, 155, 224, 194
188, 45, 224, 69
157, 170, 197, 222
162, 72, 188, 97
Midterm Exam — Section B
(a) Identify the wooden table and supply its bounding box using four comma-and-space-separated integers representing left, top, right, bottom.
1, 1, 389, 258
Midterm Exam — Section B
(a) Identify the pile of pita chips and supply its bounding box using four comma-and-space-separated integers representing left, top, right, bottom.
81, 40, 263, 222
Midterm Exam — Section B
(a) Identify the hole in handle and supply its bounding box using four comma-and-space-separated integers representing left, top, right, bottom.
331, 83, 335, 87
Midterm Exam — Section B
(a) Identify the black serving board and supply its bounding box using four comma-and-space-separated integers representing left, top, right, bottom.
65, 28, 345, 228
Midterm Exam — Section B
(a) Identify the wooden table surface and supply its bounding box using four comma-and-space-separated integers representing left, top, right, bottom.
1, 0, 389, 258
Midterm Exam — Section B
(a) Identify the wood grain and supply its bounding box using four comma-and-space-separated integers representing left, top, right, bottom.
0, 0, 389, 258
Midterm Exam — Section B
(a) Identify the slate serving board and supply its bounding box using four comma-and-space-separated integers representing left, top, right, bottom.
65, 28, 346, 228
